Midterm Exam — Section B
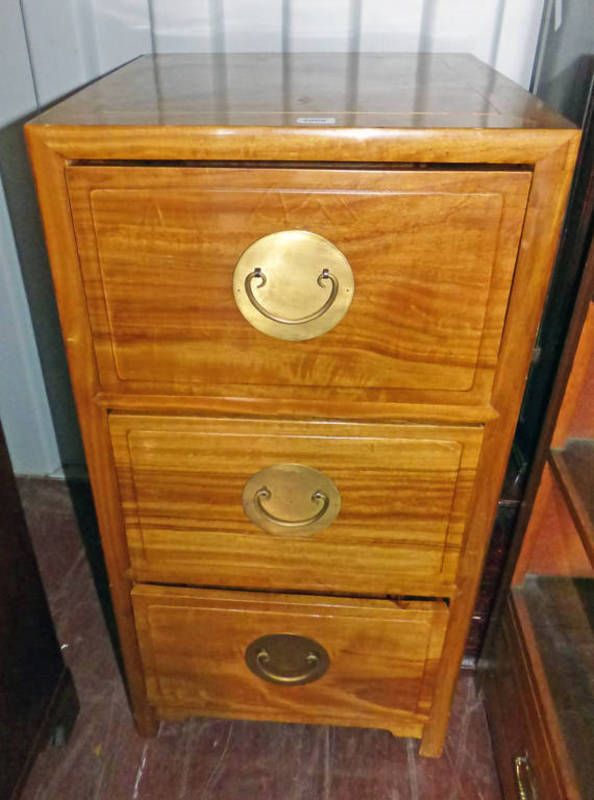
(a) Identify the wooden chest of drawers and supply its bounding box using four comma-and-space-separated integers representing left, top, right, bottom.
26, 53, 579, 756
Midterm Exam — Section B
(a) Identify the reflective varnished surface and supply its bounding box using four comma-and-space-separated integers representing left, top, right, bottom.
32, 53, 573, 130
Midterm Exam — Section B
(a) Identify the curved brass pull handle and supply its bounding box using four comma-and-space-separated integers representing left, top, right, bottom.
256, 648, 320, 685
245, 267, 339, 325
245, 633, 330, 686
254, 485, 330, 527
242, 463, 340, 535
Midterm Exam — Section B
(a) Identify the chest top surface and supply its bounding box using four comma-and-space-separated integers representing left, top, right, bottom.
31, 52, 573, 130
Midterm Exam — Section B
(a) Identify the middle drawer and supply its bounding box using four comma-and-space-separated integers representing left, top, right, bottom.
110, 414, 482, 595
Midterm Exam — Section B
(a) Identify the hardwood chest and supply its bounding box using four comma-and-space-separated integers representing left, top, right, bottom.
26, 53, 579, 756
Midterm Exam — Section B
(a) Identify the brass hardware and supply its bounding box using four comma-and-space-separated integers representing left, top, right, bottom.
514, 754, 538, 800
245, 266, 339, 325
245, 633, 330, 686
242, 463, 341, 535
255, 486, 330, 527
233, 230, 354, 340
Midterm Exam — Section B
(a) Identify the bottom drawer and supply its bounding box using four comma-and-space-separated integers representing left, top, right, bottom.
132, 585, 448, 738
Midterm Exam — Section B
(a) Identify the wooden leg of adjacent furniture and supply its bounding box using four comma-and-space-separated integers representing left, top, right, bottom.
46, 668, 80, 747
133, 703, 158, 737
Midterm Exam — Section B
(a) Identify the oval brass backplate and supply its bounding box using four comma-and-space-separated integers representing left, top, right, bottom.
242, 463, 341, 535
232, 230, 354, 341
245, 633, 330, 686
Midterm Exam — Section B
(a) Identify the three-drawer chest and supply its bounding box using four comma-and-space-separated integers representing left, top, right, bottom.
26, 53, 579, 756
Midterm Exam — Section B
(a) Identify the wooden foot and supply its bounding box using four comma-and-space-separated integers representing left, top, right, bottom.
385, 721, 427, 744
419, 724, 446, 758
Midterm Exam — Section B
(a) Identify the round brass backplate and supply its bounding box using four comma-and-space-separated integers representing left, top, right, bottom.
245, 633, 330, 686
232, 230, 354, 341
242, 463, 341, 536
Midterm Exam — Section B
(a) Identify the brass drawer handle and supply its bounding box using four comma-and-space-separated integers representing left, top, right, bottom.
245, 634, 330, 686
245, 266, 339, 325
233, 230, 354, 341
254, 485, 330, 527
242, 463, 341, 535
514, 754, 538, 800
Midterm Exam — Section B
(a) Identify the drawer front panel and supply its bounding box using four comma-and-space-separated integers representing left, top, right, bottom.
68, 167, 530, 408
131, 585, 448, 733
110, 415, 483, 594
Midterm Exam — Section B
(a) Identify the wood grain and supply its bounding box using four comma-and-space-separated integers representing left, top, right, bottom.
131, 584, 448, 738
110, 415, 482, 595
67, 167, 530, 408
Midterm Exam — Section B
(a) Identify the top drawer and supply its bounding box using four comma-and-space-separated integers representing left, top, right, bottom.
67, 166, 530, 409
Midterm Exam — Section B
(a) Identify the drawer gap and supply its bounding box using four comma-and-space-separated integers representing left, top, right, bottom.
103, 402, 493, 427
136, 579, 451, 605
68, 158, 533, 172
389, 594, 451, 607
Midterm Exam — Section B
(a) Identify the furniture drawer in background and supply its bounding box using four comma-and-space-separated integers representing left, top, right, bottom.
110, 414, 483, 595
131, 585, 449, 738
68, 166, 530, 410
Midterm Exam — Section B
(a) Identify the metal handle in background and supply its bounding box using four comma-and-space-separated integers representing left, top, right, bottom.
514, 754, 538, 800
254, 485, 329, 528
245, 267, 339, 325
245, 634, 330, 686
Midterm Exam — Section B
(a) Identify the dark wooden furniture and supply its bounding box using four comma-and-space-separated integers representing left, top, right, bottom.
480, 42, 593, 792
482, 197, 593, 798
26, 53, 578, 756
0, 423, 78, 799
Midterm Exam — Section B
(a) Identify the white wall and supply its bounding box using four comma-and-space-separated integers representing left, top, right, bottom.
0, 1, 61, 474
145, 0, 544, 89
1, 0, 545, 475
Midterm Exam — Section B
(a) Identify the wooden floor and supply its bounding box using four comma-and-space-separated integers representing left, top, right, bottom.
18, 477, 502, 800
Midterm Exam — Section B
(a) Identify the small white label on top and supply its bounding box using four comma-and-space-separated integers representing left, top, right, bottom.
296, 116, 337, 125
